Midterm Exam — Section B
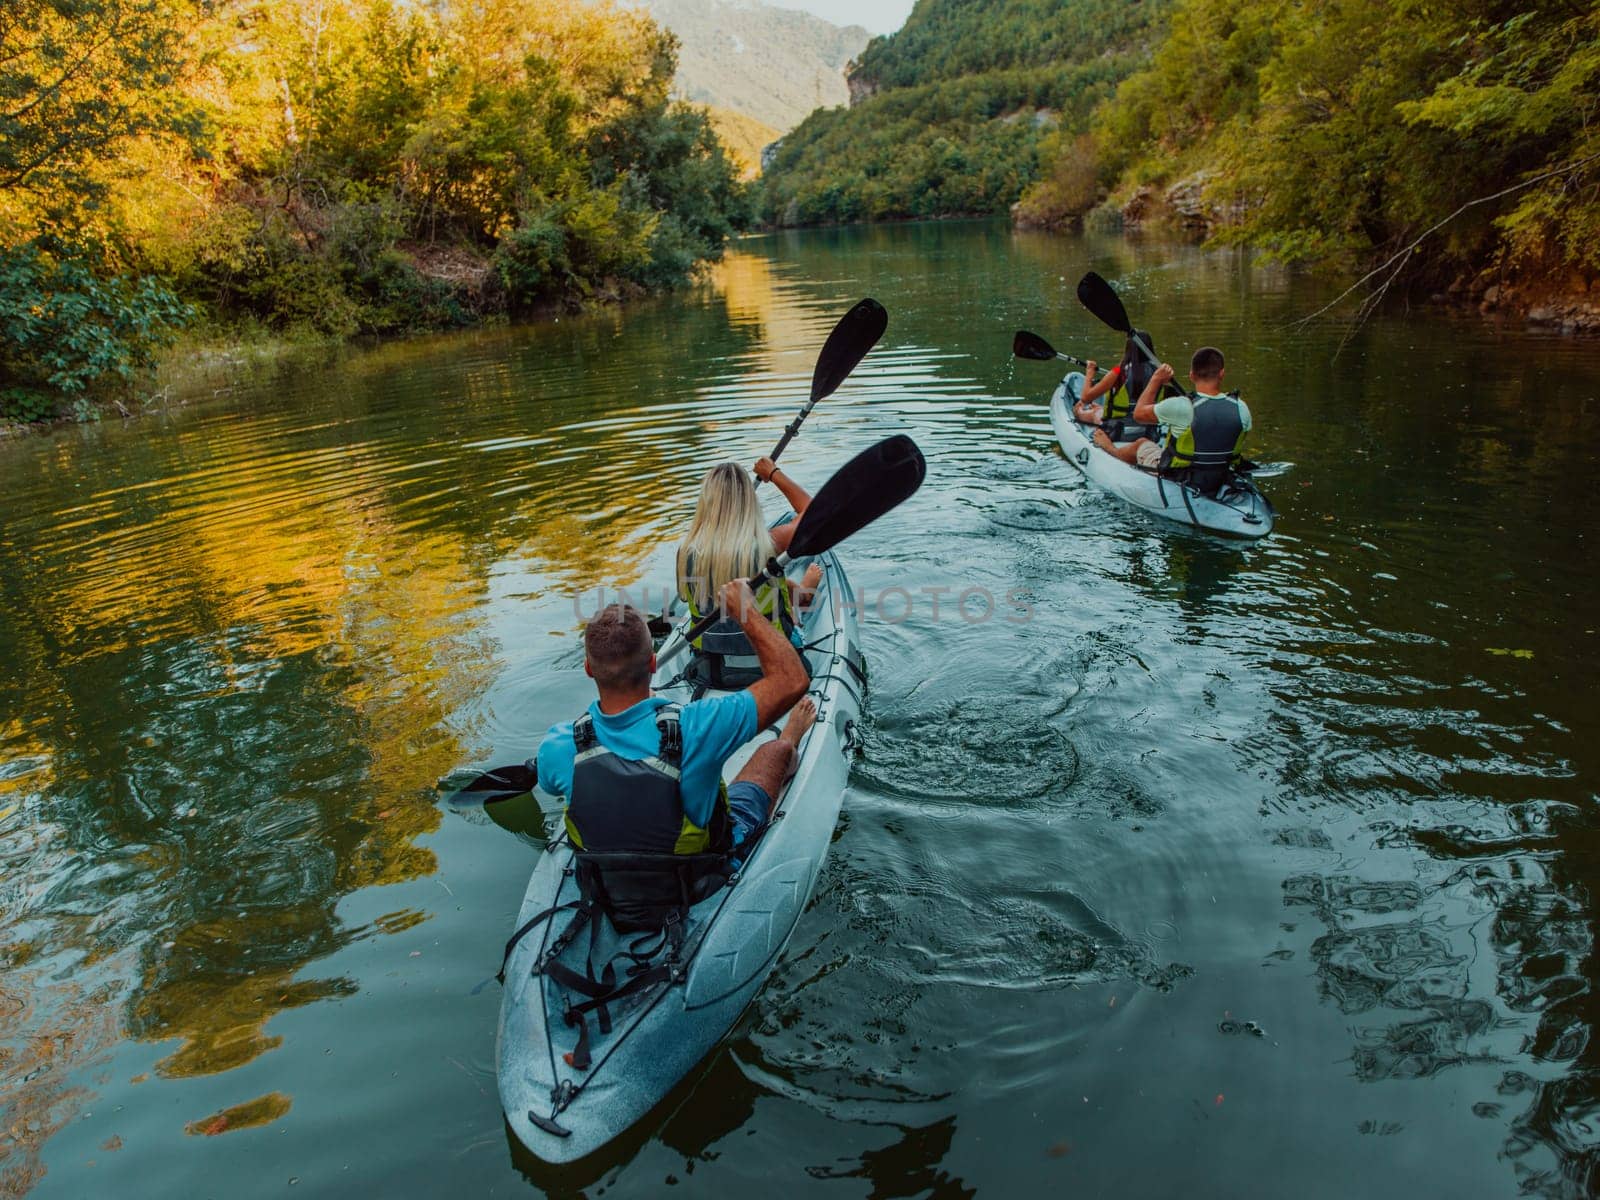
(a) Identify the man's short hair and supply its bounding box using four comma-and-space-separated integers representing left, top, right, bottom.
1191, 347, 1225, 379
584, 604, 652, 689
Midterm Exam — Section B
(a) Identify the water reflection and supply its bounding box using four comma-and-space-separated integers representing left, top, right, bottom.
1, 222, 1599, 1197
0, 290, 772, 1184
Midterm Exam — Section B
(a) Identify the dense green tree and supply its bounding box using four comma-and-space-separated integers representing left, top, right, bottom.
850, 0, 1167, 91
0, 0, 196, 209
0, 0, 753, 419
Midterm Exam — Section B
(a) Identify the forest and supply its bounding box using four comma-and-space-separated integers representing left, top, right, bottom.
760, 0, 1169, 225
761, 0, 1599, 312
1018, 0, 1600, 305
0, 0, 752, 421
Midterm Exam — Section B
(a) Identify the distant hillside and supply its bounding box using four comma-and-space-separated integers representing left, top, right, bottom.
635, 0, 870, 133
849, 0, 1155, 92
705, 106, 783, 179
761, 0, 1170, 225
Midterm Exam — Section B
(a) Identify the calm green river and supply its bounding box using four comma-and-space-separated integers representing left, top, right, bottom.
4, 221, 1600, 1198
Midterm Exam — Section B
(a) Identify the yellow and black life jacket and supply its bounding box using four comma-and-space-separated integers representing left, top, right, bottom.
681, 553, 801, 687
562, 703, 732, 857
1159, 393, 1247, 496
1103, 331, 1158, 421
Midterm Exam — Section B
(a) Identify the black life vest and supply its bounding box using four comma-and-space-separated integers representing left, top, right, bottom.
562, 703, 731, 856
1104, 330, 1157, 422
491, 703, 755, 1093
1159, 393, 1247, 496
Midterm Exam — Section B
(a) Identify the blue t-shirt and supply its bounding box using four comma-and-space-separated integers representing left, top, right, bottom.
536, 692, 758, 830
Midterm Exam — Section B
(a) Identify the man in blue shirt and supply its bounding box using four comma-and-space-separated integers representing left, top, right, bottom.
537, 579, 814, 857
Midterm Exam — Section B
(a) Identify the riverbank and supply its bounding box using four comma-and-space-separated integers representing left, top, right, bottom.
1, 325, 340, 438
3, 282, 638, 436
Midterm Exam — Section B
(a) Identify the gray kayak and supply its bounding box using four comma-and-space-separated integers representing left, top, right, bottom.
496, 548, 864, 1162
1052, 371, 1275, 539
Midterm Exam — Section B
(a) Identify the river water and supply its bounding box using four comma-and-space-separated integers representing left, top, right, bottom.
3, 221, 1600, 1198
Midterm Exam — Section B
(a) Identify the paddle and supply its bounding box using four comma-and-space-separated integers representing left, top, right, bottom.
660, 433, 927, 667
450, 761, 538, 805
1075, 271, 1183, 399
760, 298, 888, 480
448, 434, 928, 805
1012, 330, 1090, 368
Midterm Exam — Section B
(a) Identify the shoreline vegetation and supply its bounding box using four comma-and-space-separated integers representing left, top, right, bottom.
1, 0, 753, 429
8, 1, 1596, 435
761, 0, 1600, 334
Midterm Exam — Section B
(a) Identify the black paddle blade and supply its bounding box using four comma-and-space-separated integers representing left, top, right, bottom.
787, 434, 927, 559
446, 761, 537, 807
1077, 271, 1132, 335
810, 298, 888, 402
458, 762, 537, 792
1012, 330, 1059, 361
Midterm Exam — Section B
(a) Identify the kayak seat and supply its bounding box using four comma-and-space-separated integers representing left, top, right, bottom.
573, 850, 731, 934
1153, 465, 1247, 500
1101, 417, 1159, 444
685, 616, 816, 692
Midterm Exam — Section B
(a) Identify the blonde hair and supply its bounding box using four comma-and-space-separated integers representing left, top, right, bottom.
677, 462, 774, 611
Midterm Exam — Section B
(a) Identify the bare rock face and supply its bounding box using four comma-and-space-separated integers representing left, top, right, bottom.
636, 0, 869, 132
847, 72, 879, 106
1164, 171, 1217, 233
1120, 185, 1163, 227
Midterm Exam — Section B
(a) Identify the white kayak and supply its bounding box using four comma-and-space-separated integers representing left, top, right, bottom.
496, 548, 864, 1162
1051, 371, 1275, 539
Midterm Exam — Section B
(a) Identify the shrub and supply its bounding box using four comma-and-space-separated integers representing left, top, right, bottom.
0, 240, 192, 402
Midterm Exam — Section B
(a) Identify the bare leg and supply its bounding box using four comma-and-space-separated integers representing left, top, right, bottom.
1073, 401, 1103, 425
1093, 430, 1150, 464
732, 697, 817, 816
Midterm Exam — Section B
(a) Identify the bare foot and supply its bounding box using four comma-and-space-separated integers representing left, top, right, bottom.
1093, 429, 1116, 453
779, 696, 817, 750
801, 562, 823, 590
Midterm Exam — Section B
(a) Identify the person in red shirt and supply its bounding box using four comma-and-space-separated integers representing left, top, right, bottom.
1073, 329, 1159, 434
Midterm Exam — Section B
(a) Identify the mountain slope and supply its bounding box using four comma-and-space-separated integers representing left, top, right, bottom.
635, 0, 870, 133
761, 0, 1169, 224
705, 106, 782, 178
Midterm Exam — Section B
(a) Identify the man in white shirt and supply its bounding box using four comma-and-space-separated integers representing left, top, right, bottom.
1092, 347, 1251, 479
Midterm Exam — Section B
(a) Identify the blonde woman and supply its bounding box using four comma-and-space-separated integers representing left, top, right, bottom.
676, 457, 824, 683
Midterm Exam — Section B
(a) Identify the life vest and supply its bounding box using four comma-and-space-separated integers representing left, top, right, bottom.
681, 553, 801, 687
562, 703, 731, 857
1159, 393, 1247, 496
493, 702, 752, 1087
1103, 332, 1157, 421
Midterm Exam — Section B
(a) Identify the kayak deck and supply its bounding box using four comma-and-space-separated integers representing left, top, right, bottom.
496, 547, 864, 1163
1051, 372, 1275, 539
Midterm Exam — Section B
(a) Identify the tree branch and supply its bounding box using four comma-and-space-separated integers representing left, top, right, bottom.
1296, 148, 1600, 328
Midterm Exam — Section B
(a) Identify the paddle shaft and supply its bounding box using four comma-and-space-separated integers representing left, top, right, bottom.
757, 297, 887, 486
761, 402, 816, 478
